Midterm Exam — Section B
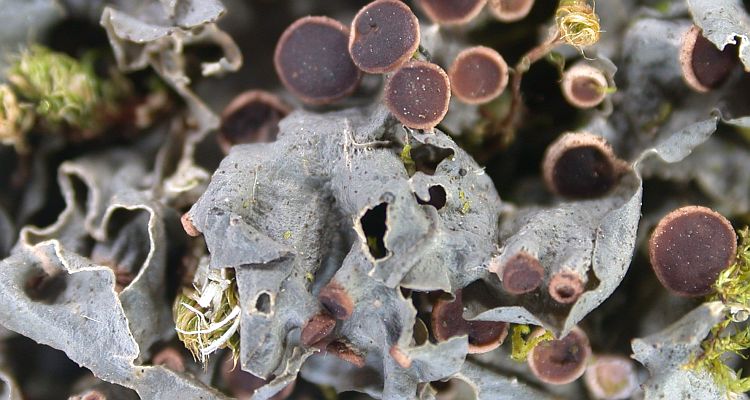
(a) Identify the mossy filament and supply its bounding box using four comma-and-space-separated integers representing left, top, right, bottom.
511, 324, 554, 362
689, 227, 750, 394
174, 269, 241, 365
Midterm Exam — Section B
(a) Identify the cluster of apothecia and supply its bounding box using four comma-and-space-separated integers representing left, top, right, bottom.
272, 0, 525, 130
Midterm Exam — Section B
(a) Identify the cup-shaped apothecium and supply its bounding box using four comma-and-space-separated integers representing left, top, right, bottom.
431, 290, 509, 354
301, 312, 337, 347
218, 90, 291, 154
385, 60, 451, 130
584, 355, 638, 400
418, 0, 487, 26
548, 270, 584, 305
448, 46, 509, 105
349, 0, 420, 74
542, 132, 626, 199
527, 326, 591, 385
561, 63, 608, 109
499, 252, 545, 295
487, 0, 535, 22
680, 25, 739, 93
649, 206, 737, 297
274, 16, 362, 105
318, 281, 355, 320
151, 347, 185, 372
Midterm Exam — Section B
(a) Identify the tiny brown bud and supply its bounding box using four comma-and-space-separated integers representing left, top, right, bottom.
548, 270, 584, 304
180, 212, 200, 237
219, 90, 291, 154
326, 341, 366, 368
389, 345, 413, 368
500, 252, 545, 295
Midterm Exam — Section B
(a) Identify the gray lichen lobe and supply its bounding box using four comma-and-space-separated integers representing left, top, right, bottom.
688, 0, 750, 71
632, 302, 735, 400
101, 0, 242, 204
0, 146, 227, 398
187, 104, 506, 396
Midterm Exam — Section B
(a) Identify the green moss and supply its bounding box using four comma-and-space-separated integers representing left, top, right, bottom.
0, 84, 34, 151
555, 0, 601, 49
4, 45, 129, 139
510, 324, 554, 362
689, 228, 750, 394
174, 272, 241, 364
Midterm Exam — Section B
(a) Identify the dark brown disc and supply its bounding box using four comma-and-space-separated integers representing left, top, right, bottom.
431, 290, 509, 354
274, 16, 362, 104
680, 25, 738, 92
501, 252, 545, 295
219, 90, 291, 153
349, 0, 420, 74
448, 46, 509, 105
648, 206, 736, 297
418, 0, 486, 25
487, 0, 535, 22
542, 132, 624, 199
384, 61, 451, 130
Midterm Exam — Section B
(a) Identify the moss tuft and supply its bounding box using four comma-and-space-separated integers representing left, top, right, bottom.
510, 324, 554, 362
174, 271, 241, 365
556, 0, 601, 49
689, 228, 750, 394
